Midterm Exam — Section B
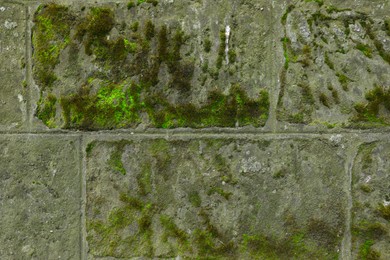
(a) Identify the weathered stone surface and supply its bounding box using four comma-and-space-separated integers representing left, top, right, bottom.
86, 137, 347, 259
0, 135, 81, 259
277, 0, 390, 128
31, 1, 276, 130
0, 3, 27, 129
352, 142, 390, 259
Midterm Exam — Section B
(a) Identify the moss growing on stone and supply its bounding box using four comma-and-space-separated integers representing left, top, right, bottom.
36, 93, 57, 128
108, 146, 126, 175
377, 203, 390, 221
32, 4, 74, 89
144, 20, 155, 40
336, 73, 351, 91
319, 93, 330, 108
204, 38, 212, 52
216, 29, 226, 69
352, 86, 390, 126
356, 43, 373, 58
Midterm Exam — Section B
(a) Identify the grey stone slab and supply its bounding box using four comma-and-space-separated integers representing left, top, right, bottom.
352, 142, 390, 259
0, 135, 82, 259
30, 1, 276, 130
85, 137, 348, 259
276, 0, 390, 128
0, 3, 27, 130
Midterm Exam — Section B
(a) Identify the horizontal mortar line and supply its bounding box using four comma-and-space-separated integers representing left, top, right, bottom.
0, 129, 390, 138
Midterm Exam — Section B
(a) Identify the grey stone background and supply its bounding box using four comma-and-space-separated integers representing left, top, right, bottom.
0, 0, 389, 259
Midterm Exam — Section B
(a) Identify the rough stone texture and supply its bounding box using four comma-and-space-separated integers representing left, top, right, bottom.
85, 137, 347, 259
0, 3, 27, 130
277, 0, 390, 127
0, 135, 81, 259
352, 142, 390, 259
0, 0, 389, 259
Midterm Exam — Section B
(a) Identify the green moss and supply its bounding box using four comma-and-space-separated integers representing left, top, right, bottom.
86, 141, 97, 157
228, 49, 237, 63
282, 37, 290, 69
352, 86, 390, 125
130, 21, 139, 32
305, 0, 324, 6
360, 184, 374, 193
108, 146, 126, 175
127, 1, 135, 9
359, 240, 380, 260
377, 203, 390, 221
160, 215, 188, 245
33, 4, 74, 89
217, 29, 227, 69
319, 93, 330, 108
144, 20, 155, 40
188, 191, 202, 207
207, 187, 232, 200
137, 164, 152, 196
336, 73, 352, 91
204, 38, 212, 52
36, 93, 57, 128
281, 5, 295, 25
356, 44, 373, 58
324, 52, 334, 70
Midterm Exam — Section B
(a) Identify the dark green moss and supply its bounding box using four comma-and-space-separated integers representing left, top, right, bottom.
188, 191, 202, 207
32, 4, 74, 89
352, 86, 390, 125
137, 164, 152, 196
160, 215, 188, 245
336, 73, 351, 91
108, 146, 126, 175
86, 141, 97, 157
281, 5, 295, 25
377, 203, 390, 221
204, 38, 212, 52
144, 20, 155, 40
217, 29, 226, 69
127, 1, 135, 9
228, 49, 237, 63
319, 93, 330, 108
356, 43, 373, 58
207, 187, 232, 200
324, 52, 334, 70
36, 93, 57, 128
130, 21, 139, 32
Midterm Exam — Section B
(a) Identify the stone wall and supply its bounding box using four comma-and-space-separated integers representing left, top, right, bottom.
0, 0, 389, 259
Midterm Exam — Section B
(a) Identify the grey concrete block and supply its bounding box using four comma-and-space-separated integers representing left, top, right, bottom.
85, 137, 347, 259
0, 135, 82, 259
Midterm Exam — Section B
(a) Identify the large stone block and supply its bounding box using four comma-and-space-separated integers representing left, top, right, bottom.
352, 141, 390, 259
0, 3, 27, 129
0, 135, 82, 259
86, 137, 347, 259
30, 1, 276, 130
277, 0, 390, 128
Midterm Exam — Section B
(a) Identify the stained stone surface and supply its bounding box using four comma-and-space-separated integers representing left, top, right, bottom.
352, 142, 390, 259
0, 3, 27, 129
0, 135, 81, 259
85, 137, 347, 259
277, 0, 390, 128
31, 1, 275, 130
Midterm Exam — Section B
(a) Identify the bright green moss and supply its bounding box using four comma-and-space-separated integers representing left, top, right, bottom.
33, 4, 73, 89
36, 93, 57, 128
127, 1, 135, 9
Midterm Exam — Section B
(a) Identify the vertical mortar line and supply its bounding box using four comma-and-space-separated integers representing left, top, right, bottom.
341, 138, 360, 260
24, 4, 32, 132
80, 133, 88, 260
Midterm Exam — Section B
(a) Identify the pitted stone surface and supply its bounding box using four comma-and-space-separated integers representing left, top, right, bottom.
0, 3, 27, 129
85, 137, 347, 259
352, 142, 390, 259
0, 135, 81, 259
